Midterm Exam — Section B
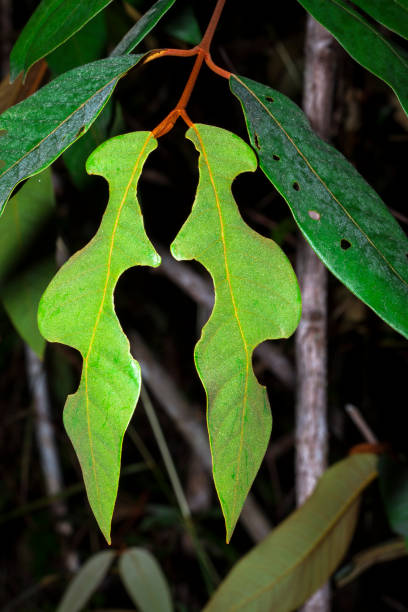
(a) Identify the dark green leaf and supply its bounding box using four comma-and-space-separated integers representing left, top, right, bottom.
204, 454, 377, 612
47, 11, 107, 76
10, 0, 113, 81
380, 456, 408, 541
38, 132, 160, 542
0, 169, 54, 283
57, 550, 116, 612
231, 75, 408, 339
164, 5, 201, 46
351, 0, 408, 40
111, 0, 177, 57
0, 55, 144, 215
296, 0, 408, 117
118, 547, 173, 612
3, 258, 56, 358
171, 124, 301, 541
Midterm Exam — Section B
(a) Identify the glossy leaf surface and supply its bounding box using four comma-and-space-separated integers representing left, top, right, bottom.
111, 0, 177, 57
0, 55, 143, 215
351, 0, 408, 40
205, 454, 378, 612
10, 0, 113, 81
231, 75, 408, 339
57, 550, 116, 612
171, 124, 301, 541
296, 0, 408, 117
118, 547, 173, 612
39, 132, 160, 542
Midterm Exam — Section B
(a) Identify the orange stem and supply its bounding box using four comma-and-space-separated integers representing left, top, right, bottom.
151, 0, 230, 138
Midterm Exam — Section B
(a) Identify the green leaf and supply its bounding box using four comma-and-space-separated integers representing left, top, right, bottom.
204, 454, 378, 612
47, 11, 107, 76
380, 456, 408, 541
351, 0, 408, 40
10, 0, 113, 81
118, 547, 173, 612
3, 258, 56, 358
57, 550, 116, 612
0, 55, 144, 215
231, 75, 408, 339
111, 0, 177, 57
296, 0, 408, 117
38, 132, 160, 542
164, 5, 201, 46
0, 169, 54, 284
171, 124, 301, 542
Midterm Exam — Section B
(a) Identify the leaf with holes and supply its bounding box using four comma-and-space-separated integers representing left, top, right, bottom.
231, 75, 408, 339
171, 124, 301, 541
351, 0, 408, 40
0, 55, 144, 215
38, 132, 160, 542
296, 0, 408, 117
110, 0, 177, 57
9, 0, 113, 81
204, 453, 378, 612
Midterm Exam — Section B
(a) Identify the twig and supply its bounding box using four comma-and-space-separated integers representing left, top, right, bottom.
345, 404, 378, 444
129, 329, 272, 543
25, 345, 79, 572
296, 16, 340, 612
155, 247, 295, 389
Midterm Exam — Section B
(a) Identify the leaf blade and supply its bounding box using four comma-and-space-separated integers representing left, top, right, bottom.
296, 0, 408, 116
350, 0, 408, 40
118, 547, 173, 612
171, 124, 301, 541
111, 0, 177, 57
231, 75, 408, 339
204, 454, 378, 612
10, 0, 113, 81
57, 550, 116, 612
38, 132, 160, 541
0, 55, 143, 215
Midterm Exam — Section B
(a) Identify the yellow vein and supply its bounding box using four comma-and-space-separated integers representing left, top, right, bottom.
192, 125, 250, 527
82, 132, 153, 512
227, 464, 378, 611
233, 75, 408, 289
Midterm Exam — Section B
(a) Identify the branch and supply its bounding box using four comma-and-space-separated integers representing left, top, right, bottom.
25, 346, 79, 572
129, 329, 272, 543
296, 16, 341, 612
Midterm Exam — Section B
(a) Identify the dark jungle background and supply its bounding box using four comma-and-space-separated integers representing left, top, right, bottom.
0, 0, 407, 610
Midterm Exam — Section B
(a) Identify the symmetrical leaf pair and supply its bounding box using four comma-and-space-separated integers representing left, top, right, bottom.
38, 125, 301, 542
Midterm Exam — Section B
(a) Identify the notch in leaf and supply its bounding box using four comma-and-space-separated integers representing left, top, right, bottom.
38, 132, 160, 542
171, 124, 301, 541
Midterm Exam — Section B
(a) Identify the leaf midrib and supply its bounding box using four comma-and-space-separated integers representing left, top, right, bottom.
0, 76, 117, 181
82, 132, 153, 517
225, 466, 377, 611
233, 75, 408, 290
192, 124, 250, 528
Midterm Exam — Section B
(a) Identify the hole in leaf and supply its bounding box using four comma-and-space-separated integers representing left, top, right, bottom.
0, 160, 5, 169
341, 239, 351, 250
254, 132, 260, 150
76, 125, 86, 138
265, 96, 274, 103
308, 210, 320, 221
273, 154, 280, 161
293, 181, 300, 191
